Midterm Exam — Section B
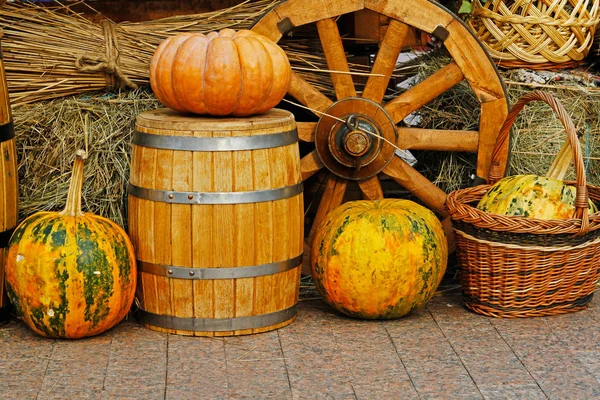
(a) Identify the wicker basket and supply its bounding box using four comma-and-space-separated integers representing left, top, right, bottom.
446, 91, 600, 318
469, 0, 599, 69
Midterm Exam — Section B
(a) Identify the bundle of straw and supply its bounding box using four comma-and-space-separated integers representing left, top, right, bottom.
14, 88, 162, 226
0, 0, 278, 105
1, 0, 420, 106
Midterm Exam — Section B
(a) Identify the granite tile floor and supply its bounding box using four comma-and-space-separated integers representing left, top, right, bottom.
0, 282, 599, 400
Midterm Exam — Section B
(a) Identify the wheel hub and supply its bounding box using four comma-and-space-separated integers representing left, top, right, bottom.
316, 97, 398, 180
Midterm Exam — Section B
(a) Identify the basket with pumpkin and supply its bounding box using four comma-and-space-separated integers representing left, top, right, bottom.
446, 91, 600, 318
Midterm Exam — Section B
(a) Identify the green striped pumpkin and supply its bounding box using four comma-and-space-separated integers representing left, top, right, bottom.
478, 174, 598, 219
5, 151, 136, 339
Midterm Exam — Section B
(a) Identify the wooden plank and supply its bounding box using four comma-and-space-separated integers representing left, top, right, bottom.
444, 19, 506, 103
396, 127, 479, 152
384, 62, 464, 124
232, 146, 256, 336
362, 19, 409, 103
166, 336, 228, 399
288, 72, 334, 116
477, 98, 509, 181
170, 146, 194, 334
357, 175, 384, 200
153, 148, 174, 328
192, 129, 215, 334
491, 316, 600, 399
301, 150, 324, 181
0, 60, 12, 124
384, 308, 482, 399
252, 0, 365, 42
297, 121, 316, 142
3, 140, 17, 230
225, 332, 293, 399
427, 293, 547, 399
138, 146, 159, 319
102, 321, 167, 399
252, 145, 275, 333
316, 18, 356, 100
365, 0, 453, 34
37, 333, 113, 399
269, 143, 290, 320
212, 130, 236, 337
353, 9, 384, 42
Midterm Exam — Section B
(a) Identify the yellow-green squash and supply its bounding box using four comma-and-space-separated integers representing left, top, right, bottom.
5, 150, 136, 339
477, 174, 597, 219
311, 199, 448, 319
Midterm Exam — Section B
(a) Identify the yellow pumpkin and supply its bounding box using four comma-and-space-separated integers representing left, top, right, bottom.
311, 199, 448, 319
150, 29, 291, 116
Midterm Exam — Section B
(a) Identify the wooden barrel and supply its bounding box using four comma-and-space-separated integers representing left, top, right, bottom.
128, 108, 303, 336
0, 46, 18, 317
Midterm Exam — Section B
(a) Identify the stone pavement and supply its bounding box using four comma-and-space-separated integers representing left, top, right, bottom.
0, 284, 599, 400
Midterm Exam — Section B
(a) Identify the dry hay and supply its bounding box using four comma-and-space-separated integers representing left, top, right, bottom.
0, 0, 418, 107
0, 0, 278, 105
14, 88, 162, 226
413, 51, 600, 193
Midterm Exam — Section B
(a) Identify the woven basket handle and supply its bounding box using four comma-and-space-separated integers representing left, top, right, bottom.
487, 91, 590, 232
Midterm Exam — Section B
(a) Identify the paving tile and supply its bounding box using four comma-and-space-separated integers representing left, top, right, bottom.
492, 319, 600, 399
427, 293, 547, 398
225, 331, 292, 400
572, 350, 600, 382
166, 335, 228, 400
543, 307, 600, 352
329, 316, 418, 399
385, 307, 482, 400
478, 383, 548, 400
100, 321, 167, 400
278, 301, 356, 399
37, 331, 113, 400
0, 320, 54, 400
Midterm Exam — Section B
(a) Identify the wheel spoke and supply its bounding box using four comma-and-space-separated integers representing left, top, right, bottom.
440, 216, 456, 253
303, 174, 347, 276
297, 122, 317, 142
316, 18, 356, 100
358, 176, 384, 200
397, 127, 479, 152
362, 19, 409, 103
301, 150, 325, 181
384, 62, 464, 125
383, 156, 448, 217
288, 71, 334, 116
307, 174, 348, 246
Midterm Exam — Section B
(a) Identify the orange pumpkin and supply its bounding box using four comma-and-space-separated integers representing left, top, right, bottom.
5, 150, 136, 339
150, 29, 291, 116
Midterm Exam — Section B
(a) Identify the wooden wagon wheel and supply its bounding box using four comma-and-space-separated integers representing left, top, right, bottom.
252, 0, 509, 274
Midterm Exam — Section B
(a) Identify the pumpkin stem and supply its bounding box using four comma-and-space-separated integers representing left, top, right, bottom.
60, 149, 87, 217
